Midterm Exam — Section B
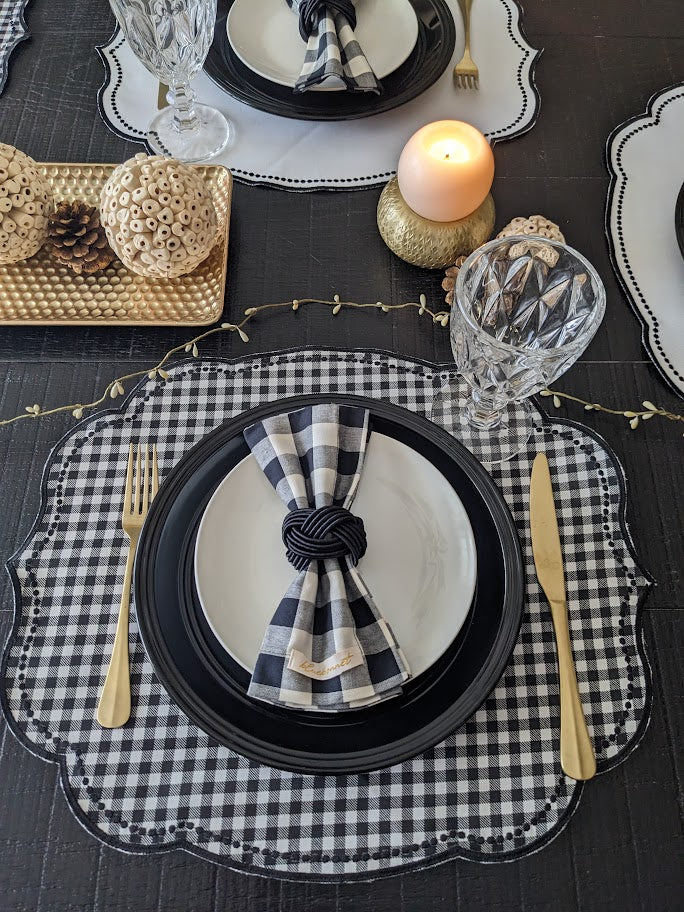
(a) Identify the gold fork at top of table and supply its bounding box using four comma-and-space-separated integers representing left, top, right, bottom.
454, 0, 479, 89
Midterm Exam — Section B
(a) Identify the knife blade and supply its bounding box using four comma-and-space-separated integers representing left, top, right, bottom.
530, 452, 566, 604
530, 452, 596, 780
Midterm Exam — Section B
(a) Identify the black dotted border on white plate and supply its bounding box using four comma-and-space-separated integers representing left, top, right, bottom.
0, 0, 31, 94
605, 83, 684, 396
95, 0, 542, 191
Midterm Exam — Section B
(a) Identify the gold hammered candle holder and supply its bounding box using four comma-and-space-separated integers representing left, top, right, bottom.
376, 177, 495, 269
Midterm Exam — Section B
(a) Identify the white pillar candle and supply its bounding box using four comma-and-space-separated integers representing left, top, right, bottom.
397, 121, 495, 222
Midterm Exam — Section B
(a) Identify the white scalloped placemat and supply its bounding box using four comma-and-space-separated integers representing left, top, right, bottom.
97, 0, 540, 189
606, 83, 684, 397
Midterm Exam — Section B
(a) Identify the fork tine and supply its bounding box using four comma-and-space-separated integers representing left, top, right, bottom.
142, 446, 150, 513
124, 444, 134, 515
133, 444, 141, 514
151, 444, 159, 500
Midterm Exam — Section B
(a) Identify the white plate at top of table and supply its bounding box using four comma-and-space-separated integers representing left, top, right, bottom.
194, 430, 477, 680
226, 0, 419, 91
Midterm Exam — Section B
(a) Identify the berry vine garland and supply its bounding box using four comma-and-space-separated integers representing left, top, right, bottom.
3, 295, 683, 434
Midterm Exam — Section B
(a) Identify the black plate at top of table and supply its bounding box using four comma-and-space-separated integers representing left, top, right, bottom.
134, 395, 524, 775
676, 181, 684, 260
203, 0, 456, 121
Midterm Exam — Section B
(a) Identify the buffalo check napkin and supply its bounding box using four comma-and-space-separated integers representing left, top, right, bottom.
243, 403, 409, 710
286, 0, 381, 93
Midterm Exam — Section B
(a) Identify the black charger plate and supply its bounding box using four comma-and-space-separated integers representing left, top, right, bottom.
134, 396, 524, 774
203, 0, 456, 121
676, 181, 684, 260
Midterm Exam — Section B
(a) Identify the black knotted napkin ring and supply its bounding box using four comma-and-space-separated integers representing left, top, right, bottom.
282, 505, 367, 571
296, 0, 357, 40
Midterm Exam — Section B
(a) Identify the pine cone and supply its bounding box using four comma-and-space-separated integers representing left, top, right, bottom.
47, 201, 115, 275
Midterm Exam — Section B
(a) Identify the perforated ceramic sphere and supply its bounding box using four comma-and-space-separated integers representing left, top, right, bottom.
496, 214, 565, 243
100, 153, 218, 279
0, 143, 53, 266
496, 215, 566, 267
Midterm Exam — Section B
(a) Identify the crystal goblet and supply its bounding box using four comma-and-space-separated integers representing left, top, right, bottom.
432, 236, 606, 463
109, 0, 232, 162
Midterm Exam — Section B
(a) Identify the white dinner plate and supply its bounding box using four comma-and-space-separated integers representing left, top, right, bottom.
226, 0, 419, 91
194, 431, 477, 680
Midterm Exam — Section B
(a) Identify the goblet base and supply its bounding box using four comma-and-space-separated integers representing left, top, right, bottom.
430, 391, 534, 465
147, 105, 232, 163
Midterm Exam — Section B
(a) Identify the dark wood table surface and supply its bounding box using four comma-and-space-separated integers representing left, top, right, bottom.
0, 1, 682, 910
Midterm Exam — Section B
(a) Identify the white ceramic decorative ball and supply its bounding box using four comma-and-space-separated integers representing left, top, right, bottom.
100, 153, 218, 279
0, 143, 53, 266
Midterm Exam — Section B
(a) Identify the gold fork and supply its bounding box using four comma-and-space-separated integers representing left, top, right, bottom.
97, 444, 159, 729
454, 0, 479, 89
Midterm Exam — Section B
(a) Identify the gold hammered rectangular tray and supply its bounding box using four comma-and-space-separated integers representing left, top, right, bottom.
0, 162, 232, 326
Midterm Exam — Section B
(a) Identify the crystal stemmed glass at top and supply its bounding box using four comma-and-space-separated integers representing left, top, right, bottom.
109, 0, 232, 162
432, 236, 606, 463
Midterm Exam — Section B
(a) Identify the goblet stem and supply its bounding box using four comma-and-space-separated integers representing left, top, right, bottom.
464, 389, 507, 431
171, 83, 200, 135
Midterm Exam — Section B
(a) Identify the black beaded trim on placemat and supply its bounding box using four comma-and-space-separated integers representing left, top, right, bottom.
1, 348, 653, 880
605, 83, 684, 395
95, 33, 146, 143
484, 0, 542, 140
530, 415, 650, 768
95, 0, 542, 190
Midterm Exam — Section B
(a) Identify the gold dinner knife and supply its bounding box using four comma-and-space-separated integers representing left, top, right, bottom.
530, 452, 596, 780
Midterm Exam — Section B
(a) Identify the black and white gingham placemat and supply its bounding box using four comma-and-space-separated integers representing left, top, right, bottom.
0, 0, 29, 94
2, 349, 651, 880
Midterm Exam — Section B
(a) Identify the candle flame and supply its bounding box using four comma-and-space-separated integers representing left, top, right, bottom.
429, 139, 471, 163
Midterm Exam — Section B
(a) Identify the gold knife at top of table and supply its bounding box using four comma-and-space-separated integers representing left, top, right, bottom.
530, 452, 596, 781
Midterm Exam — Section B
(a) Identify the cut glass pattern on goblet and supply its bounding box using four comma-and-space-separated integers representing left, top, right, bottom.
431, 236, 606, 464
109, 0, 232, 162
